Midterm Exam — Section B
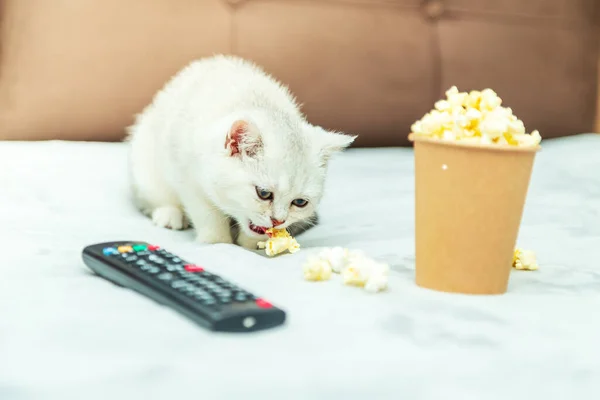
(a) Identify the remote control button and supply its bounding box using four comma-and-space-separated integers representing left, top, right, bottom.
137, 251, 151, 257
181, 286, 195, 294
171, 280, 187, 289
132, 244, 147, 252
201, 298, 217, 306
158, 250, 174, 258
195, 281, 210, 289
165, 264, 182, 272
243, 317, 256, 328
196, 291, 213, 299
218, 297, 232, 304
171, 257, 182, 263
255, 298, 273, 309
136, 260, 147, 266
184, 264, 204, 272
147, 266, 161, 274
181, 284, 195, 293
124, 255, 138, 262
234, 293, 248, 302
118, 245, 133, 253
193, 290, 212, 299
157, 272, 173, 281
102, 247, 119, 256
148, 245, 160, 251
148, 255, 165, 264
191, 288, 205, 296
223, 283, 238, 290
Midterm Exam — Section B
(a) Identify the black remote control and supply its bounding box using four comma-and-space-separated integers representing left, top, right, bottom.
81, 241, 286, 332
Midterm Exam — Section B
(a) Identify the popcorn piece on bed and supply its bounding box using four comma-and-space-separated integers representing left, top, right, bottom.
512, 248, 539, 271
302, 257, 333, 281
302, 247, 390, 292
318, 246, 350, 273
257, 228, 300, 256
342, 252, 390, 293
364, 272, 389, 293
341, 263, 370, 286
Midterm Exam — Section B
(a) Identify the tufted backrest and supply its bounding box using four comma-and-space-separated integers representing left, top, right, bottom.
0, 0, 598, 146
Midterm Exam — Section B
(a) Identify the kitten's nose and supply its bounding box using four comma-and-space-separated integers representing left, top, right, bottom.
271, 218, 285, 227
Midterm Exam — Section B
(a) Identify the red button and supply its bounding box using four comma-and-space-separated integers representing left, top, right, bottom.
148, 245, 160, 251
184, 264, 204, 272
255, 298, 272, 309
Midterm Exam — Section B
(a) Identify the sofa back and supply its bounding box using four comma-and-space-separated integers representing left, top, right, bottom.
0, 0, 598, 146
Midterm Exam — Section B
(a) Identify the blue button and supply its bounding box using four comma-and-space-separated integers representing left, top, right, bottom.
103, 247, 119, 256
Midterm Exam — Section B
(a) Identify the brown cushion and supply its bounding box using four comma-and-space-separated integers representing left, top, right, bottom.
0, 0, 231, 141
0, 0, 598, 146
439, 19, 598, 139
234, 0, 435, 147
440, 0, 599, 139
596, 53, 600, 133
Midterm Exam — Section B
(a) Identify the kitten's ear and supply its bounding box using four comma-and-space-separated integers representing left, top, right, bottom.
225, 120, 263, 158
310, 125, 357, 165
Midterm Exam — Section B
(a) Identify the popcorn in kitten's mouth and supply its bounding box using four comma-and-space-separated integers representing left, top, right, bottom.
257, 228, 300, 256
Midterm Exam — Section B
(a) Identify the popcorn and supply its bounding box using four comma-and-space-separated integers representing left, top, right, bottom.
512, 248, 539, 271
479, 88, 502, 110
465, 107, 482, 123
434, 99, 451, 112
302, 257, 332, 281
411, 86, 541, 147
479, 109, 509, 140
317, 246, 350, 273
341, 260, 371, 286
446, 85, 468, 108
364, 273, 389, 293
342, 252, 390, 292
257, 228, 300, 256
304, 247, 389, 293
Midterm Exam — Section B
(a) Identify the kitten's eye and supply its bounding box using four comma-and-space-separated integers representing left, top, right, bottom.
291, 198, 308, 208
255, 186, 273, 200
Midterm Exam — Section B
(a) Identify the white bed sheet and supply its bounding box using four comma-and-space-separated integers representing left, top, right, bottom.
1, 134, 599, 399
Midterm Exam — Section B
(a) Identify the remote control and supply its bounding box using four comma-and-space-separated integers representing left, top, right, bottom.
81, 241, 286, 332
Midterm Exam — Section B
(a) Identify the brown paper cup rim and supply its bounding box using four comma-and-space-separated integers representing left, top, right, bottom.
408, 133, 541, 153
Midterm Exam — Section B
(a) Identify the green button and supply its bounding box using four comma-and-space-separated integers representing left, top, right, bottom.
132, 244, 147, 252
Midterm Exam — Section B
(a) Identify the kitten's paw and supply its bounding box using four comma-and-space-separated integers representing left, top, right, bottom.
236, 232, 264, 250
151, 206, 189, 230
195, 229, 233, 245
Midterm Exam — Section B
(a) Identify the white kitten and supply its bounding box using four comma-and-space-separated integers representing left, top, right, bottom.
126, 55, 355, 249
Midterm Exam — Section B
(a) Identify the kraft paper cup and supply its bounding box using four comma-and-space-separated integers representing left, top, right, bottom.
409, 134, 540, 295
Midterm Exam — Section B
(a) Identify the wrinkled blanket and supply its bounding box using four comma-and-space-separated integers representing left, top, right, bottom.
0, 134, 599, 399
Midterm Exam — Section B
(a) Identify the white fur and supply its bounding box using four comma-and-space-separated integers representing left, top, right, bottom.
126, 55, 355, 248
